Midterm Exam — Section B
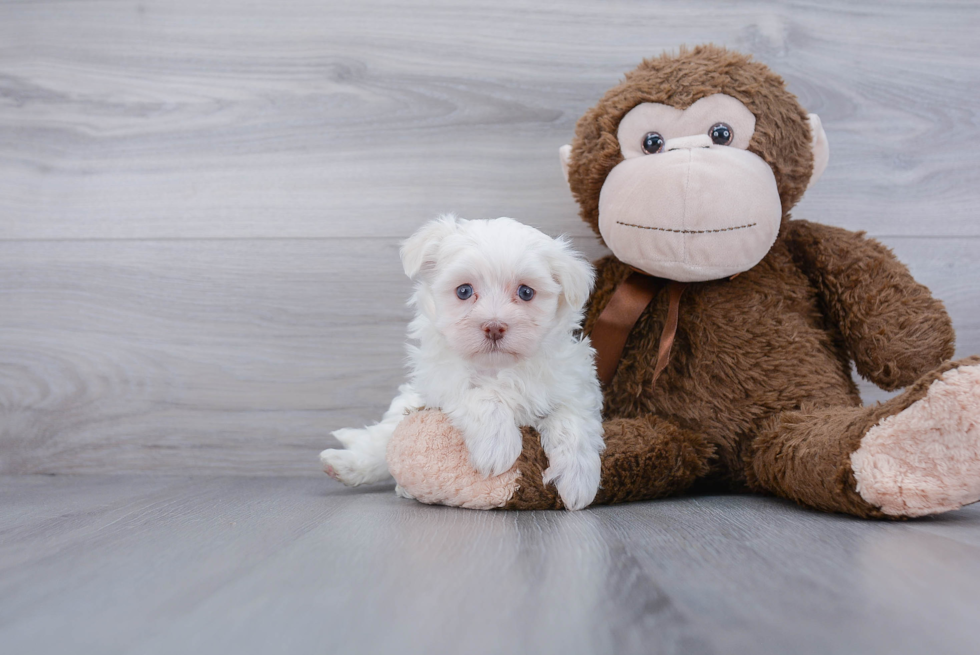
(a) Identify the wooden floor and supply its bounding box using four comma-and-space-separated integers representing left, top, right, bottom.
2, 1, 980, 653
2, 475, 980, 655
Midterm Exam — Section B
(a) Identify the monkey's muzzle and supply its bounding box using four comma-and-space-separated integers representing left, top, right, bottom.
597, 146, 782, 282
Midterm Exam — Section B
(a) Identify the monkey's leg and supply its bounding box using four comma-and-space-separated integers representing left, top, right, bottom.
387, 411, 714, 510
747, 357, 980, 518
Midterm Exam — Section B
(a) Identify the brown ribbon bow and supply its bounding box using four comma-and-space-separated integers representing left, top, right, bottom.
590, 272, 688, 387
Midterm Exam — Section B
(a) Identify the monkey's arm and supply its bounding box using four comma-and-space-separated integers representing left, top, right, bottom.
783, 219, 955, 390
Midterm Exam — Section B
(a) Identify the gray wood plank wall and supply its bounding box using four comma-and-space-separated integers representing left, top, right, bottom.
1, 0, 978, 475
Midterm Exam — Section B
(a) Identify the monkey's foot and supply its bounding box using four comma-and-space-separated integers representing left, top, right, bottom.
387, 410, 521, 510
851, 363, 980, 517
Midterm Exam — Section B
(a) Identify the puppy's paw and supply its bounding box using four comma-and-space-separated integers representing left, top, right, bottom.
331, 427, 368, 449
466, 421, 523, 478
320, 448, 377, 487
543, 451, 601, 510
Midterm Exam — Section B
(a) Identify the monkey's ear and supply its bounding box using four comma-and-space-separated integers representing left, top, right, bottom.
559, 144, 573, 185
401, 214, 460, 280
807, 114, 830, 189
549, 236, 595, 311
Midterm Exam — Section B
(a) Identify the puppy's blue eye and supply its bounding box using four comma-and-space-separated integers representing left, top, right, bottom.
456, 284, 473, 300
518, 285, 535, 301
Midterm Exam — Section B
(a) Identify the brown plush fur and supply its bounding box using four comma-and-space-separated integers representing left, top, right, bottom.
782, 220, 955, 390
517, 45, 960, 517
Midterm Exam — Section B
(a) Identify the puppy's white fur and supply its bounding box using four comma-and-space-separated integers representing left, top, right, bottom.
321, 215, 604, 510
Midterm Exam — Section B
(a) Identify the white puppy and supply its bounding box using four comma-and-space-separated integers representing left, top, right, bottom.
320, 215, 605, 510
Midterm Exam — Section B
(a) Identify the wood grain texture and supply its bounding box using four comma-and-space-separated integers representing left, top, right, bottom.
2, 475, 980, 655
1, 0, 979, 474
1, 236, 976, 474
0, 0, 977, 240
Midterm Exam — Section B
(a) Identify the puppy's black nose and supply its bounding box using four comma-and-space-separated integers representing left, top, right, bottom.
482, 321, 507, 342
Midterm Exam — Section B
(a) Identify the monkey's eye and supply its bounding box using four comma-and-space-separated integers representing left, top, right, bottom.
456, 284, 474, 300
709, 122, 733, 146
517, 285, 535, 301
641, 132, 665, 154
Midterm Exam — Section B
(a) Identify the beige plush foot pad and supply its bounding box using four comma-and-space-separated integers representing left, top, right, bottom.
387, 410, 520, 510
852, 364, 980, 517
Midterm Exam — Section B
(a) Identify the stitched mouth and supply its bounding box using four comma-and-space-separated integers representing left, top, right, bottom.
616, 221, 757, 234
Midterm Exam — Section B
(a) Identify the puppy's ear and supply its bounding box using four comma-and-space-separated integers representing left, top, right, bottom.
401, 214, 461, 280
549, 237, 595, 311
559, 144, 573, 185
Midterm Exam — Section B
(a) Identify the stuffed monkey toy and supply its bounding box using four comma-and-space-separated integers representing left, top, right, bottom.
384, 45, 980, 518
